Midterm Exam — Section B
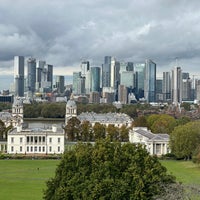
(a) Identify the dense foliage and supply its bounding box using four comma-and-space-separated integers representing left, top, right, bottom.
24, 102, 66, 118
0, 102, 12, 112
64, 118, 129, 142
170, 121, 200, 159
44, 140, 175, 200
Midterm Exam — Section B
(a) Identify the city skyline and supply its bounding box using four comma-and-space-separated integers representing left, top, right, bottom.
0, 1, 200, 76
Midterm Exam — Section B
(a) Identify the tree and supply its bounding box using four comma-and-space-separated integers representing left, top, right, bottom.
119, 125, 129, 142
0, 120, 6, 139
80, 121, 93, 141
170, 121, 200, 159
93, 122, 106, 140
64, 117, 81, 141
44, 140, 176, 200
133, 116, 148, 127
106, 124, 119, 141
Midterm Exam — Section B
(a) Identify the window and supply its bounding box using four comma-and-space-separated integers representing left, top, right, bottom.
58, 138, 60, 143
34, 136, 38, 144
20, 146, 22, 152
11, 137, 14, 143
42, 146, 45, 152
30, 146, 33, 152
31, 136, 33, 143
20, 137, 23, 143
27, 136, 29, 143
58, 146, 60, 152
49, 146, 52, 152
34, 146, 37, 152
11, 146, 14, 152
39, 136, 41, 143
39, 146, 41, 152
27, 146, 29, 152
49, 138, 52, 143
42, 137, 45, 143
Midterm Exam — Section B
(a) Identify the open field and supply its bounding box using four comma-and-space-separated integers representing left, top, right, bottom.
161, 160, 200, 185
0, 159, 200, 200
0, 159, 60, 200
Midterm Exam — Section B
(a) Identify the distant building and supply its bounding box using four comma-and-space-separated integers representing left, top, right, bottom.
129, 127, 170, 156
144, 59, 156, 103
162, 72, 171, 101
78, 112, 133, 128
102, 56, 111, 87
171, 66, 182, 105
14, 56, 24, 97
27, 58, 36, 93
134, 63, 145, 99
56, 76, 65, 94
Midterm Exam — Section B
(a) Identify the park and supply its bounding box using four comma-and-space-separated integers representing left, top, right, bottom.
0, 158, 200, 199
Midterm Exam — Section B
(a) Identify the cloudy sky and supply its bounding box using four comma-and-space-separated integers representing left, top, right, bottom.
1, 0, 200, 82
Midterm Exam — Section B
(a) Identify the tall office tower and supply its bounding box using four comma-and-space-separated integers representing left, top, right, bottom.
90, 67, 100, 92
110, 57, 120, 88
171, 66, 182, 105
134, 63, 145, 99
36, 60, 46, 91
56, 76, 65, 94
14, 56, 24, 97
81, 61, 90, 77
162, 72, 171, 102
182, 78, 192, 101
144, 60, 156, 103
102, 56, 111, 87
195, 79, 200, 101
27, 58, 36, 93
46, 64, 53, 90
85, 71, 91, 95
118, 85, 128, 104
73, 69, 85, 95
156, 79, 163, 102
120, 71, 135, 88
120, 62, 134, 72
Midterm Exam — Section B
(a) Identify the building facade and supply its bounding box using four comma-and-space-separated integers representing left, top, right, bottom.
129, 127, 169, 156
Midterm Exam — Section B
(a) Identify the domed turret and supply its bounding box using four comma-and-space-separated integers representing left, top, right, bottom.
65, 94, 77, 125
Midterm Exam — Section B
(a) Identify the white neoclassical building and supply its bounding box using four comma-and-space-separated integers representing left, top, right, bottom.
129, 127, 170, 156
7, 125, 64, 154
7, 97, 65, 155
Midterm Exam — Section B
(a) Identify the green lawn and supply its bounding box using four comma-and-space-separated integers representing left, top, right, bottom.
161, 160, 200, 185
0, 159, 60, 200
0, 159, 200, 200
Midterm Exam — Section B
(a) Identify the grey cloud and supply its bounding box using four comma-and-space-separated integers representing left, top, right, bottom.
0, 0, 200, 75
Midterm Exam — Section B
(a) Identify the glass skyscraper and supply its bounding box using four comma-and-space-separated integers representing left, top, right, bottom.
144, 59, 156, 103
134, 63, 145, 99
90, 67, 100, 92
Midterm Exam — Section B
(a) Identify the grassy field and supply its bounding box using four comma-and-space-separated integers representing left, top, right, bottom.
161, 160, 200, 185
0, 159, 60, 200
0, 159, 200, 200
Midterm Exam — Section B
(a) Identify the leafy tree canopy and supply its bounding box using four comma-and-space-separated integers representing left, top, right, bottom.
170, 121, 200, 159
44, 140, 175, 200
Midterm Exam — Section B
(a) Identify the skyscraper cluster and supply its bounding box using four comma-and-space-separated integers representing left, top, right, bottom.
14, 56, 53, 97
73, 56, 199, 105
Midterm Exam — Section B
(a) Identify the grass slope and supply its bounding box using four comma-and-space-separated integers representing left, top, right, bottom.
161, 160, 200, 185
0, 160, 59, 200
